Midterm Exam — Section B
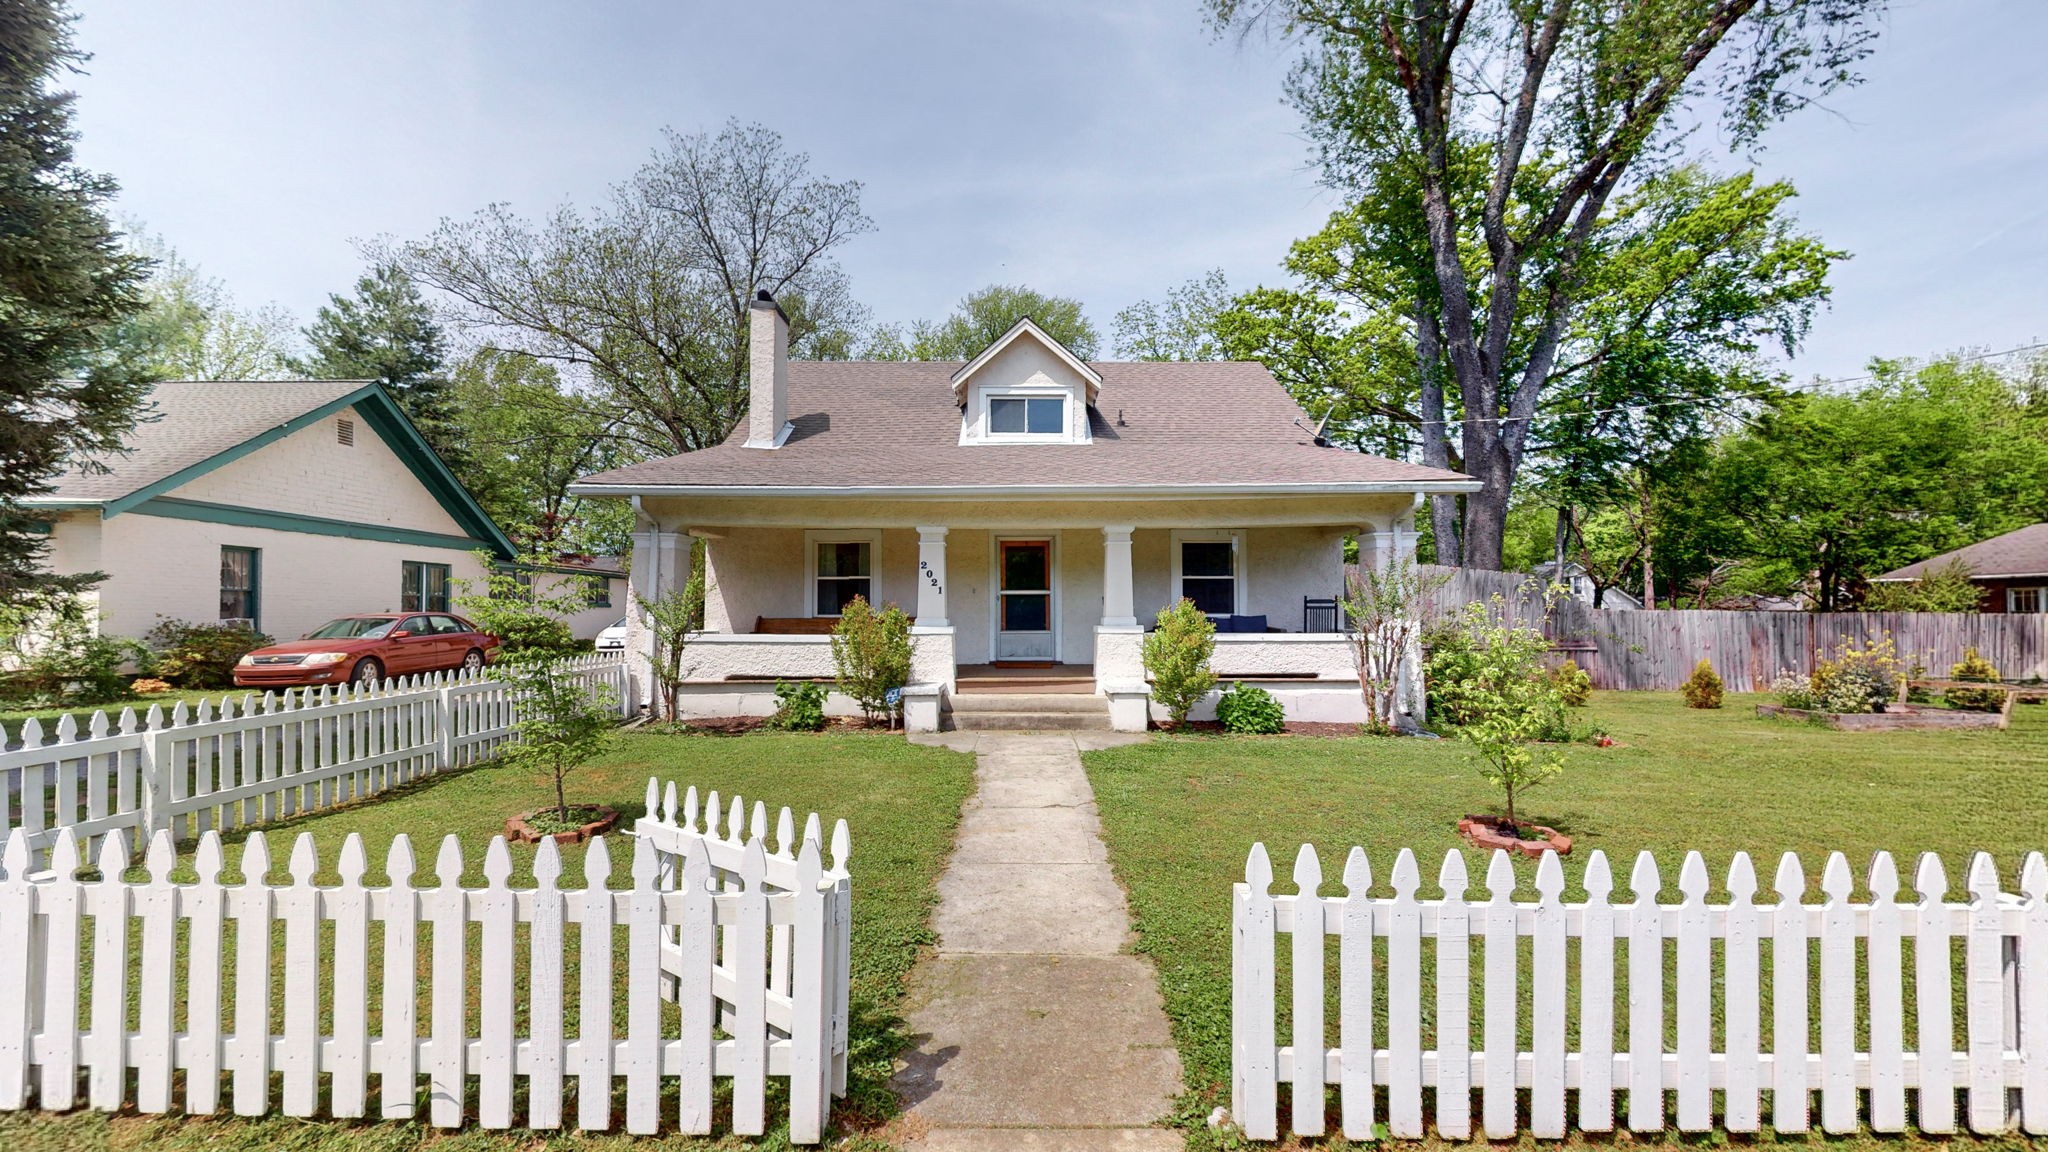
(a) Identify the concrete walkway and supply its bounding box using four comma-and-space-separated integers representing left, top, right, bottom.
893, 732, 1183, 1151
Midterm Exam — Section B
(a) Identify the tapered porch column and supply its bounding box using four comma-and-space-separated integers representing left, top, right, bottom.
915, 526, 949, 627
1100, 525, 1137, 627
626, 525, 689, 717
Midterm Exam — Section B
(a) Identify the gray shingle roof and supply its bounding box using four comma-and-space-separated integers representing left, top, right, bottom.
35, 380, 371, 503
1875, 522, 2048, 581
575, 361, 1475, 492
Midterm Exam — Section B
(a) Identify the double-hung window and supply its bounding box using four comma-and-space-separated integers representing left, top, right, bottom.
586, 575, 612, 608
220, 546, 260, 629
812, 537, 874, 617
2011, 587, 2046, 614
988, 395, 1066, 436
402, 561, 451, 613
1173, 532, 1242, 617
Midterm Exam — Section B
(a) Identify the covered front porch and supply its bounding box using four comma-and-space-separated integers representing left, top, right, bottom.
622, 492, 1423, 732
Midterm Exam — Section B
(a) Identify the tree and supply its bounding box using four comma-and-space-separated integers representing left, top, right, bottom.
447, 348, 632, 554
452, 550, 591, 657
872, 284, 1099, 360
1341, 557, 1448, 732
117, 229, 298, 380
1142, 599, 1218, 727
0, 1, 154, 614
640, 564, 707, 722
297, 263, 462, 467
497, 655, 617, 823
1211, 0, 1882, 567
396, 120, 872, 457
1113, 270, 1233, 361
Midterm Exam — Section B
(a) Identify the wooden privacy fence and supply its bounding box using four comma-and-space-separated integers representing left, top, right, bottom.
1414, 565, 2048, 690
1233, 843, 2048, 1142
1, 655, 633, 866
0, 778, 853, 1143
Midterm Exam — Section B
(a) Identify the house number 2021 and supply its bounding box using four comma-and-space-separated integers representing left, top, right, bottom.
919, 559, 943, 593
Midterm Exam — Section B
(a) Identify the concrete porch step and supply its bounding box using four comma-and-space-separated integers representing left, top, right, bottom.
945, 710, 1114, 732
949, 693, 1110, 714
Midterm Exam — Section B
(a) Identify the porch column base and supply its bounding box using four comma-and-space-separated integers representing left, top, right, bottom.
900, 683, 945, 734
1092, 624, 1144, 695
1102, 683, 1151, 733
910, 625, 956, 692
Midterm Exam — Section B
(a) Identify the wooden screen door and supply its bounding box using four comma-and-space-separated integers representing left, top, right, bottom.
996, 540, 1054, 661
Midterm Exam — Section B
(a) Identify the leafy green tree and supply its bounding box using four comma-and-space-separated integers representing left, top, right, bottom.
640, 563, 707, 722
872, 284, 1099, 360
1863, 561, 1983, 613
1208, 0, 1883, 568
1112, 270, 1232, 361
1425, 601, 1568, 824
497, 655, 616, 823
447, 348, 631, 554
0, 2, 154, 613
452, 551, 591, 656
297, 263, 462, 467
116, 228, 298, 381
396, 121, 872, 457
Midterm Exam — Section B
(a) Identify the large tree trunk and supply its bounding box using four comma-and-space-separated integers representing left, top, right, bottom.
1458, 443, 1514, 570
1414, 297, 1461, 565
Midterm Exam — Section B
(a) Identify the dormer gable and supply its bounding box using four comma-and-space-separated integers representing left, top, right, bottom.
951, 318, 1101, 446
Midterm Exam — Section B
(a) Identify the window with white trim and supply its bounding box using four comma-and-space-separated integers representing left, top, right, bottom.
1170, 530, 1244, 617
2011, 586, 2045, 614
966, 384, 1087, 445
805, 531, 881, 617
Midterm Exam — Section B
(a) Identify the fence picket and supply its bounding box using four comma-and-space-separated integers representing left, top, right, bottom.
1338, 848, 1374, 1141
1436, 851, 1472, 1138
232, 833, 272, 1115
1386, 849, 1423, 1139
478, 838, 516, 1129
529, 837, 565, 1130
1578, 851, 1616, 1132
1234, 843, 1277, 1140
1675, 853, 1711, 1131
38, 830, 83, 1111
429, 836, 467, 1128
1723, 854, 1761, 1132
1627, 853, 1664, 1132
86, 831, 129, 1111
136, 831, 178, 1112
732, 836, 771, 1136
1481, 851, 1517, 1139
1291, 844, 1326, 1137
576, 837, 615, 1132
330, 835, 370, 1118
0, 832, 30, 1110
1914, 853, 1956, 1133
1965, 853, 2007, 1133
1531, 853, 1567, 1139
2021, 854, 2048, 1134
787, 836, 827, 1143
282, 835, 322, 1117
1867, 852, 1907, 1132
626, 833, 662, 1134
380, 835, 420, 1119
1771, 853, 1809, 1133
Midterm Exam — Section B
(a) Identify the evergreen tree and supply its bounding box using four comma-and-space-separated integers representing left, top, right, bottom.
297, 263, 462, 468
0, 0, 153, 612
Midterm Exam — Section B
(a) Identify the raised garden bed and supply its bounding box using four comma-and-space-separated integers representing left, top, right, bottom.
1756, 702, 2010, 731
1457, 815, 1573, 857
504, 804, 621, 845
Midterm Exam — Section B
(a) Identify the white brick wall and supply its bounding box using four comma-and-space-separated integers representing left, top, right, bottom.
173, 405, 467, 535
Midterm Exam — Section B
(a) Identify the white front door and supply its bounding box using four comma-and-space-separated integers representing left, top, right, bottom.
995, 539, 1055, 661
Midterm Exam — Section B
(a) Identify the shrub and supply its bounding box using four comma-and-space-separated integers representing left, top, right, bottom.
454, 550, 589, 658
1808, 637, 1903, 714
1945, 647, 2007, 711
1863, 560, 1982, 613
1214, 682, 1285, 734
830, 597, 914, 724
128, 677, 174, 695
144, 619, 270, 688
1423, 600, 1567, 823
766, 679, 828, 731
1142, 598, 1217, 728
1770, 670, 1816, 710
497, 655, 617, 822
6, 617, 146, 706
1551, 659, 1592, 707
1680, 659, 1724, 709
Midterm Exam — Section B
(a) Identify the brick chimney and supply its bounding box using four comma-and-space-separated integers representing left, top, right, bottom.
745, 289, 790, 449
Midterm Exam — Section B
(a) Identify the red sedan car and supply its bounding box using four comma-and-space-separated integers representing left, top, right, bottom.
234, 612, 500, 690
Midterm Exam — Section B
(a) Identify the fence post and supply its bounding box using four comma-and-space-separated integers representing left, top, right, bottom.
135, 705, 174, 840
437, 674, 457, 770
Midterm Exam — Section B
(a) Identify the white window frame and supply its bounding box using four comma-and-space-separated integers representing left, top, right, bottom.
965, 384, 1088, 445
1169, 529, 1247, 618
2010, 586, 2046, 614
803, 529, 883, 618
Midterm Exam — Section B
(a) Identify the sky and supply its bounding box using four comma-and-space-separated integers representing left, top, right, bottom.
65, 0, 2048, 383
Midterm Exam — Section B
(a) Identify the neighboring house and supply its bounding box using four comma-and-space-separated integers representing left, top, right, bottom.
1872, 522, 2048, 614
572, 293, 1479, 731
1530, 560, 1642, 611
532, 555, 629, 640
28, 380, 517, 643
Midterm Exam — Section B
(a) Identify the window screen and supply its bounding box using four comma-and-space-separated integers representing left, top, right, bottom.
815, 541, 872, 616
1180, 540, 1235, 616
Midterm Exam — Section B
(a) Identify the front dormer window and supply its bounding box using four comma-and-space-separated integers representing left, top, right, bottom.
989, 395, 1065, 436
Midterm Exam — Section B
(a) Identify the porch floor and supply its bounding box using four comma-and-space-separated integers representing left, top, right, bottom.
954, 664, 1097, 695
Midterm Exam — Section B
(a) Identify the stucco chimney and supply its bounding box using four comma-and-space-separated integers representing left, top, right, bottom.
745, 289, 790, 449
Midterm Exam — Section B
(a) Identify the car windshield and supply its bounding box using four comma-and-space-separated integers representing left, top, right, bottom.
304, 617, 397, 640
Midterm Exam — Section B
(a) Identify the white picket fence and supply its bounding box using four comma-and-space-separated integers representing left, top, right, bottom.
1233, 843, 2048, 1141
0, 778, 852, 1142
1, 655, 633, 865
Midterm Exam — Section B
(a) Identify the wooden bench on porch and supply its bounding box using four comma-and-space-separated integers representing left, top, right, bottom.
755, 616, 839, 635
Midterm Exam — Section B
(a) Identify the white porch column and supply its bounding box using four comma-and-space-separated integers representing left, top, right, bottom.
1100, 525, 1137, 627
915, 526, 950, 628
626, 526, 689, 717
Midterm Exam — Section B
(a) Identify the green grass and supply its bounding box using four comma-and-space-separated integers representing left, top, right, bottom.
1, 688, 224, 744
0, 728, 976, 1149
1084, 692, 2048, 1150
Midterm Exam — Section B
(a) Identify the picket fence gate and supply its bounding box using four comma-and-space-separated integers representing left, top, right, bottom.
1233, 843, 2048, 1141
1, 655, 633, 867
0, 777, 853, 1142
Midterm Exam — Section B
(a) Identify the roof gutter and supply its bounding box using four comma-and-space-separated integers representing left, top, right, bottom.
569, 479, 1485, 499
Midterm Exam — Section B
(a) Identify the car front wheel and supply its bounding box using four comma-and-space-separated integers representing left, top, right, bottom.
351, 658, 383, 687
460, 648, 486, 674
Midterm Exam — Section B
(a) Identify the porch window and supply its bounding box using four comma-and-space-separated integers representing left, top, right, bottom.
989, 396, 1065, 435
2012, 587, 2045, 614
1173, 532, 1243, 617
220, 546, 260, 629
814, 540, 872, 616
402, 560, 451, 613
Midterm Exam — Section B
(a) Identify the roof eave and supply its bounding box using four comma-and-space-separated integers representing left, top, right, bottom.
569, 479, 1485, 499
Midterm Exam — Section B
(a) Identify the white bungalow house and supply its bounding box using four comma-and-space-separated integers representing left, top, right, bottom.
572, 292, 1479, 732
28, 380, 519, 643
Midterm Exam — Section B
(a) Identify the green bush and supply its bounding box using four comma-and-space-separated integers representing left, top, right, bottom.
145, 619, 269, 688
1214, 682, 1285, 734
1552, 658, 1592, 707
1142, 598, 1217, 728
1680, 659, 1724, 709
1420, 600, 1567, 823
831, 597, 914, 724
1946, 647, 2007, 711
6, 617, 146, 706
766, 679, 828, 731
1809, 637, 1903, 714
454, 551, 589, 657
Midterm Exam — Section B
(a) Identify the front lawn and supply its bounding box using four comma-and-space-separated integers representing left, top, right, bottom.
1084, 692, 2048, 1149
0, 729, 976, 1150
1, 687, 223, 745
